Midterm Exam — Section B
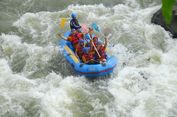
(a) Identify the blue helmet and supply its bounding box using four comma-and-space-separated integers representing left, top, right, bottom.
71, 12, 77, 19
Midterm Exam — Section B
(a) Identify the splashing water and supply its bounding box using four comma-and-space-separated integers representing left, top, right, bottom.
1, 0, 177, 117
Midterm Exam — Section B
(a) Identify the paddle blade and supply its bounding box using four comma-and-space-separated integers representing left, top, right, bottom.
81, 24, 88, 34
91, 23, 100, 32
60, 18, 67, 28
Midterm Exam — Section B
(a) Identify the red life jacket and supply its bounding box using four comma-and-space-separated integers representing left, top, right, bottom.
70, 34, 79, 46
71, 36, 78, 45
77, 33, 84, 40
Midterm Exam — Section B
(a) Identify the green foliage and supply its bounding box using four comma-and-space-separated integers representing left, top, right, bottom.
162, 0, 176, 24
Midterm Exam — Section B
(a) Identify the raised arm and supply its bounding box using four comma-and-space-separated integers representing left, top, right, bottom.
103, 37, 108, 49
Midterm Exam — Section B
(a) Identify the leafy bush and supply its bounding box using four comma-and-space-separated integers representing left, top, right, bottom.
162, 0, 176, 24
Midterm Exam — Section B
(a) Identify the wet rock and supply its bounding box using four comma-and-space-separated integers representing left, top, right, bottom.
151, 5, 177, 38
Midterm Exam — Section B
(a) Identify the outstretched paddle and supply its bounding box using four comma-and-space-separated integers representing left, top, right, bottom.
56, 18, 69, 38
91, 22, 101, 32
91, 22, 112, 38
60, 18, 68, 29
91, 23, 113, 60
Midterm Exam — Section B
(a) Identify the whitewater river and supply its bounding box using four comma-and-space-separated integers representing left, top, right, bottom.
1, 0, 177, 117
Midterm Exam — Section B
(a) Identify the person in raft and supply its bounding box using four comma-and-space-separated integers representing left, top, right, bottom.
58, 29, 79, 48
70, 12, 81, 31
84, 27, 95, 46
85, 27, 93, 40
95, 37, 108, 63
75, 39, 85, 59
91, 36, 101, 48
82, 47, 95, 64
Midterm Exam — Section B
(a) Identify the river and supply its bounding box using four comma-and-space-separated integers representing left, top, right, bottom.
1, 0, 177, 117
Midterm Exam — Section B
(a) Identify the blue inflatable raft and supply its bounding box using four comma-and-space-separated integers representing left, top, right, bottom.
58, 31, 118, 77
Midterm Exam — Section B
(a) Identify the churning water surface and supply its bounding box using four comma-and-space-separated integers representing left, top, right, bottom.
0, 0, 177, 117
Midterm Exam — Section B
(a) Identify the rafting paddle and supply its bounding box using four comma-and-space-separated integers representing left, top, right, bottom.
91, 22, 100, 32
56, 18, 69, 38
91, 22, 112, 38
59, 18, 68, 29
